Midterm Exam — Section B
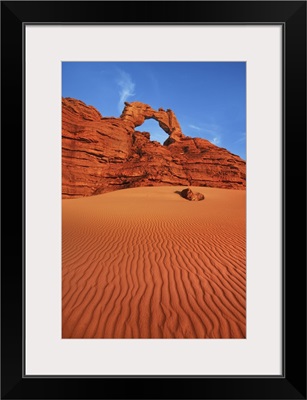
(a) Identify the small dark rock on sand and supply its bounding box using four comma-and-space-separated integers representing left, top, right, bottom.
180, 188, 205, 201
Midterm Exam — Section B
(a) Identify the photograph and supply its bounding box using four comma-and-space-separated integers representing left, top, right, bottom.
1, 0, 306, 398
62, 62, 246, 339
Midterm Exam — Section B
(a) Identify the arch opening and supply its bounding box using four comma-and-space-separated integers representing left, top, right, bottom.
139, 118, 169, 145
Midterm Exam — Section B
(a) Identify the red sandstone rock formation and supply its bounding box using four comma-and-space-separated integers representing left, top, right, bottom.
62, 97, 246, 198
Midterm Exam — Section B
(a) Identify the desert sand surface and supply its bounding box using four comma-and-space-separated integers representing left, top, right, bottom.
62, 186, 246, 339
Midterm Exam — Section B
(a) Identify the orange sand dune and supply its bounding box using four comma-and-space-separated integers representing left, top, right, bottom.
62, 186, 246, 339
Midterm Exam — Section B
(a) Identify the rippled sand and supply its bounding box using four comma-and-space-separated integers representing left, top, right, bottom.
62, 186, 246, 339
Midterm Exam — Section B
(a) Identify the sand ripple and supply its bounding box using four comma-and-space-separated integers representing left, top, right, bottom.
62, 186, 246, 338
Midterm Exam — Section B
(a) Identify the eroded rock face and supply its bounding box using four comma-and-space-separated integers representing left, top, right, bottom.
180, 188, 205, 201
62, 97, 246, 198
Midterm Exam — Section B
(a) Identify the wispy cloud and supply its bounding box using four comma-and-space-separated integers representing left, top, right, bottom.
211, 136, 221, 145
116, 69, 135, 113
233, 132, 246, 144
189, 124, 202, 131
188, 122, 222, 146
148, 71, 160, 98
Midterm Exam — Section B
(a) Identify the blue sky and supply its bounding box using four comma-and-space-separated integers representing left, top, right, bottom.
62, 62, 246, 159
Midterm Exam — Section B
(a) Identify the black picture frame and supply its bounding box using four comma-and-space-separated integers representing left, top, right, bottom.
1, 1, 306, 399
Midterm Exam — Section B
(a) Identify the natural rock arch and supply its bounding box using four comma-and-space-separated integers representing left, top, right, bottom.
120, 101, 185, 145
62, 97, 246, 198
